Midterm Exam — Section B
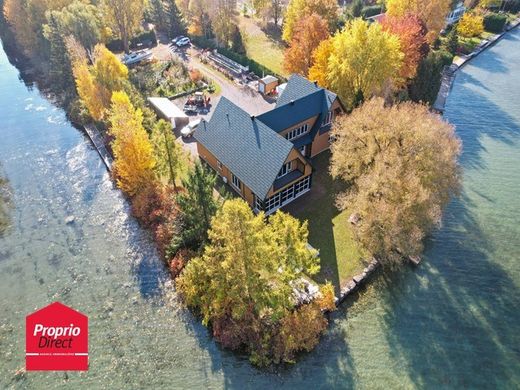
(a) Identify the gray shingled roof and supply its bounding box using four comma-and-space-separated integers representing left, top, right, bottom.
193, 97, 294, 200
276, 74, 337, 108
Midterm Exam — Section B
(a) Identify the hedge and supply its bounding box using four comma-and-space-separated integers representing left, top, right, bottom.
362, 5, 383, 18
106, 30, 158, 52
190, 35, 286, 82
484, 13, 507, 33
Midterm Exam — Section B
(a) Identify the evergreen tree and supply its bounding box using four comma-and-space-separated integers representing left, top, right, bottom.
164, 0, 187, 38
150, 0, 168, 33
351, 0, 363, 17
231, 25, 245, 54
44, 12, 74, 94
446, 28, 459, 55
151, 119, 188, 188
173, 161, 219, 250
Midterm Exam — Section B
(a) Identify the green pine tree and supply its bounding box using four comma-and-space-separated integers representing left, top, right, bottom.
164, 0, 187, 38
172, 161, 220, 251
44, 12, 74, 95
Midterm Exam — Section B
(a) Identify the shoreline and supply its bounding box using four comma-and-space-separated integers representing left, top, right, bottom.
433, 17, 520, 113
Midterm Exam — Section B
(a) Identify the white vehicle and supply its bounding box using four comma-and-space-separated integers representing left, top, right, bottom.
180, 119, 201, 138
171, 36, 186, 44
176, 37, 191, 47
121, 50, 153, 66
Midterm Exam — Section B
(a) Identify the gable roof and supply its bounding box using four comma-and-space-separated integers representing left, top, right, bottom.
257, 75, 339, 139
194, 97, 294, 200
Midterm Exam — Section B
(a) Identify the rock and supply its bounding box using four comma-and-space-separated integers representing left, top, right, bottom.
409, 256, 421, 266
348, 213, 361, 225
65, 216, 75, 224
353, 274, 365, 284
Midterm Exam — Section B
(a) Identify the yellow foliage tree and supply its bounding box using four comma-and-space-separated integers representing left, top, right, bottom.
457, 12, 484, 37
282, 0, 338, 43
386, 0, 451, 41
309, 19, 403, 109
108, 91, 156, 196
308, 38, 333, 87
71, 44, 128, 121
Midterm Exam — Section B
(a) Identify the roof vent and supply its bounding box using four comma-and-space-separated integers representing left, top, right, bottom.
290, 100, 295, 105
314, 80, 318, 87
251, 115, 255, 120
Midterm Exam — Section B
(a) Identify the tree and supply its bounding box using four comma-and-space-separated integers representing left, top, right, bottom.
231, 25, 246, 54
187, 0, 212, 38
173, 161, 220, 250
457, 12, 484, 37
211, 0, 238, 47
445, 28, 459, 54
351, 0, 363, 17
164, 0, 186, 37
330, 98, 461, 266
282, 0, 339, 43
71, 44, 129, 120
408, 49, 453, 104
150, 119, 188, 187
308, 37, 333, 87
385, 0, 452, 41
43, 12, 74, 92
108, 91, 156, 196
176, 198, 324, 364
283, 13, 330, 76
102, 0, 145, 53
309, 19, 403, 110
381, 14, 429, 81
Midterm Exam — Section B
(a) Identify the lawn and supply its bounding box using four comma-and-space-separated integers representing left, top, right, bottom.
283, 152, 368, 292
237, 16, 287, 77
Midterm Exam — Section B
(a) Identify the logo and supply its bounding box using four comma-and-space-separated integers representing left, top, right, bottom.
26, 302, 88, 371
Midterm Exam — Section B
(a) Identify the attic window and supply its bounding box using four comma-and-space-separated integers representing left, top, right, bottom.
322, 111, 333, 126
277, 161, 292, 178
285, 124, 309, 141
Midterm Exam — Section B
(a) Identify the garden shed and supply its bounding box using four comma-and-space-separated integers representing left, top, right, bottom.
258, 75, 278, 95
148, 97, 189, 129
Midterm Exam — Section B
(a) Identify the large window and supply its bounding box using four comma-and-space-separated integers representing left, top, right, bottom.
260, 175, 312, 214
231, 173, 241, 191
277, 161, 292, 178
285, 123, 309, 141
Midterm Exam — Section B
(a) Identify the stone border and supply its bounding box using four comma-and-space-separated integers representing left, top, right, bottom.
336, 257, 380, 305
433, 17, 520, 113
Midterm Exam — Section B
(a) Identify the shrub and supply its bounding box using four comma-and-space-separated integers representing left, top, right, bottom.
457, 13, 484, 38
483, 13, 507, 33
169, 248, 195, 277
362, 5, 383, 18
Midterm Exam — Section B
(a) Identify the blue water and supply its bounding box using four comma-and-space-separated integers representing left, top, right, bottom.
0, 29, 519, 389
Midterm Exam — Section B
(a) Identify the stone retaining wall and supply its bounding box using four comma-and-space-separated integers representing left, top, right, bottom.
336, 257, 380, 305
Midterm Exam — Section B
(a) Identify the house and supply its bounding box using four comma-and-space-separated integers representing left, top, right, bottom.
194, 75, 345, 215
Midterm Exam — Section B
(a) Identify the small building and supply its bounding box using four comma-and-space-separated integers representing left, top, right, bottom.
258, 75, 278, 95
148, 97, 189, 129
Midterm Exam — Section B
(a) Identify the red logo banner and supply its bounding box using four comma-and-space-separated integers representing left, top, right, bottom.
26, 302, 88, 371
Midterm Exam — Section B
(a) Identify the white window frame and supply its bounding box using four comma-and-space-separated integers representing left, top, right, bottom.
285, 124, 309, 141
277, 161, 292, 178
263, 175, 311, 215
231, 173, 241, 191
322, 111, 333, 126
299, 145, 307, 156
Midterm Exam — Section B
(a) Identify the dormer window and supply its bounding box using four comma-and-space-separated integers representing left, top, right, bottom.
277, 161, 292, 178
322, 111, 333, 126
285, 124, 309, 141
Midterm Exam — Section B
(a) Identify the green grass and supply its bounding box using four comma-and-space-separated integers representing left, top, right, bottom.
237, 16, 287, 77
284, 152, 367, 291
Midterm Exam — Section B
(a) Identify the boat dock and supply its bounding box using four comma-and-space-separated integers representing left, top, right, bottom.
83, 124, 113, 171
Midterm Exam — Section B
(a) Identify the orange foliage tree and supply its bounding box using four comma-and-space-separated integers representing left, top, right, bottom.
381, 14, 429, 81
283, 13, 330, 76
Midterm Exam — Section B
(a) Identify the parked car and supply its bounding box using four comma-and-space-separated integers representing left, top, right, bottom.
171, 35, 185, 44
180, 119, 201, 137
176, 37, 191, 47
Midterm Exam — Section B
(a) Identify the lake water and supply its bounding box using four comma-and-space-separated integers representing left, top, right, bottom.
0, 29, 519, 389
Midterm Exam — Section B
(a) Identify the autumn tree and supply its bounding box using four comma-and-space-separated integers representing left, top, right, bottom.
457, 12, 484, 37
173, 161, 220, 251
103, 0, 144, 53
308, 38, 333, 87
283, 13, 330, 76
72, 44, 129, 121
251, 0, 285, 25
381, 14, 429, 81
282, 0, 339, 43
386, 0, 452, 41
108, 91, 156, 196
177, 198, 329, 365
210, 0, 238, 47
330, 98, 461, 266
187, 0, 212, 37
151, 119, 188, 187
308, 19, 403, 109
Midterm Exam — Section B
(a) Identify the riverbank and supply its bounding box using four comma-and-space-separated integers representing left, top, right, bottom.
433, 16, 520, 112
